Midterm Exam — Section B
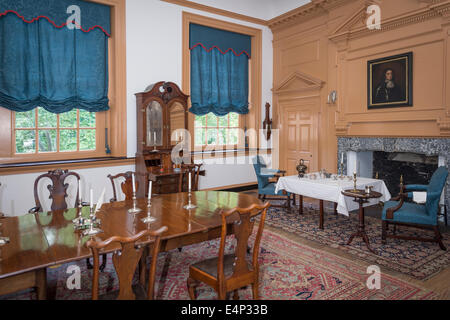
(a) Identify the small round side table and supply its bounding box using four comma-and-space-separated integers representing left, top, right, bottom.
341, 189, 383, 254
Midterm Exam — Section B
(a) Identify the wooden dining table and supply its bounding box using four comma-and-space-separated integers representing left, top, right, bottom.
0, 191, 263, 300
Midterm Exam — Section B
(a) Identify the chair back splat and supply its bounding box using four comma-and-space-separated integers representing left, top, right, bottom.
32, 169, 80, 212
86, 226, 167, 300
108, 171, 146, 202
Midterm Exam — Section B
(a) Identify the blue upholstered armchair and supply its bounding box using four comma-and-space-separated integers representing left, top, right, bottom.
252, 156, 293, 208
381, 166, 448, 250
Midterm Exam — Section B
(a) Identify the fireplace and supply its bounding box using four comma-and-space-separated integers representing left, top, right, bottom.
337, 137, 449, 208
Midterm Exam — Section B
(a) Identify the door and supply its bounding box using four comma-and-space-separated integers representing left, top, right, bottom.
280, 100, 319, 176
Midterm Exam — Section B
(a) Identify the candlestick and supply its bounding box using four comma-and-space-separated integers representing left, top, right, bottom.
353, 172, 357, 192
148, 180, 152, 200
128, 191, 142, 214
141, 198, 156, 223
82, 205, 103, 236
183, 191, 197, 210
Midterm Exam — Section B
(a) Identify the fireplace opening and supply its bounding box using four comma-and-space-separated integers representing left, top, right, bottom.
372, 151, 438, 196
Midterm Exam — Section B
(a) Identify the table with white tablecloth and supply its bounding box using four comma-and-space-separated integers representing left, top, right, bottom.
275, 174, 391, 229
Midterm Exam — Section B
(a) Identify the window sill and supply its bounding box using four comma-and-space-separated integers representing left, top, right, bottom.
0, 157, 135, 175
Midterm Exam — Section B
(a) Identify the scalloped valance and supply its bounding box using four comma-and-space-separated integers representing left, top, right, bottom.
0, 0, 111, 36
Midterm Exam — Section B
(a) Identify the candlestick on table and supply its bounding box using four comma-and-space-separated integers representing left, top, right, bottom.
184, 171, 197, 210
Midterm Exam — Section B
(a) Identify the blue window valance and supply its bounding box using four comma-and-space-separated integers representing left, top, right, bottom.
189, 23, 250, 116
0, 0, 110, 114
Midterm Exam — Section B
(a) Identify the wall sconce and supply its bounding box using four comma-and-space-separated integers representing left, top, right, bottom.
263, 102, 272, 140
327, 90, 337, 104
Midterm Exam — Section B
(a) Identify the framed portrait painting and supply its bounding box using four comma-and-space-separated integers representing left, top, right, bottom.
367, 52, 413, 109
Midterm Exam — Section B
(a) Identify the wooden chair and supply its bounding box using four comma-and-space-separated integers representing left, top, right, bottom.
86, 227, 168, 300
178, 163, 203, 192
108, 171, 143, 202
29, 169, 81, 213
28, 169, 108, 271
187, 202, 270, 300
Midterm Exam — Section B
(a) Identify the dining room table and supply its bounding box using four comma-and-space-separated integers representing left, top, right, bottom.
0, 191, 263, 300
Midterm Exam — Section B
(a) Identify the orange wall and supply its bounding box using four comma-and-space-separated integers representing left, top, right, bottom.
271, 0, 450, 173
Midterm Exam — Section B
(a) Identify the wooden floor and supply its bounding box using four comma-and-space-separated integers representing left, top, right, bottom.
243, 189, 450, 299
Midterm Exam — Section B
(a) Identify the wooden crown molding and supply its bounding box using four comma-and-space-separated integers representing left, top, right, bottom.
161, 0, 268, 25
267, 0, 353, 32
272, 71, 325, 94
329, 0, 450, 42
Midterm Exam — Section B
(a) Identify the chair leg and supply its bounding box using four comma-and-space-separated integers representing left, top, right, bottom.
445, 205, 448, 227
292, 194, 296, 206
99, 254, 107, 272
381, 220, 387, 244
86, 258, 93, 269
187, 277, 198, 300
251, 282, 259, 300
433, 226, 447, 251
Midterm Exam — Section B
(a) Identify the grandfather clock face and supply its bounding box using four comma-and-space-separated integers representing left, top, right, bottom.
146, 101, 163, 147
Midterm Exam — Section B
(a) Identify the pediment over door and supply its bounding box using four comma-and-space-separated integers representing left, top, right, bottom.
272, 71, 324, 95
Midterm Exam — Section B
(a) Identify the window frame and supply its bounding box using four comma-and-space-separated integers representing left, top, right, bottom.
182, 12, 262, 153
0, 0, 127, 165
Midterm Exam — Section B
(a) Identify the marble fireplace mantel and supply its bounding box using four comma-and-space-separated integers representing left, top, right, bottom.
337, 137, 450, 208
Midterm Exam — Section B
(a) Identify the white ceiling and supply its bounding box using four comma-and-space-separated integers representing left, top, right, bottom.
189, 0, 312, 21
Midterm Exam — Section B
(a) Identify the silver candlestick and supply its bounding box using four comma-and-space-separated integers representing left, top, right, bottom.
128, 192, 142, 214
141, 199, 156, 223
339, 162, 345, 178
82, 207, 103, 236
72, 201, 84, 226
183, 191, 197, 210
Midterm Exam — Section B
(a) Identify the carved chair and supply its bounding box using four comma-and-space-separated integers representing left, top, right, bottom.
252, 156, 294, 208
178, 163, 203, 192
29, 169, 108, 271
381, 166, 448, 250
86, 227, 168, 300
187, 202, 270, 300
29, 169, 81, 213
108, 171, 145, 202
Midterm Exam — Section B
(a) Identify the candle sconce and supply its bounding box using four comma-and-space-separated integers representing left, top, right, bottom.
183, 192, 197, 210
263, 102, 272, 141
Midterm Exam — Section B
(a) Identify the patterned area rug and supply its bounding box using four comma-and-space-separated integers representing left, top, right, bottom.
263, 201, 450, 280
1, 229, 437, 300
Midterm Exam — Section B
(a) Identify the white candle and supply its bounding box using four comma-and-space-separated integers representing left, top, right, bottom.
341, 153, 344, 164
188, 172, 192, 191
175, 132, 178, 142
148, 180, 152, 200
132, 173, 136, 193
95, 188, 106, 212
78, 180, 82, 204
90, 189, 93, 209
154, 131, 157, 144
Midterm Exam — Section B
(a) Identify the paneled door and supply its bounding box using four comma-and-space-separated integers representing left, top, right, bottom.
280, 100, 319, 176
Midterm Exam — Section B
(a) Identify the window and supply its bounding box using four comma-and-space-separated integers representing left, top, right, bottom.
182, 12, 262, 152
14, 108, 97, 154
194, 112, 240, 147
0, 0, 127, 166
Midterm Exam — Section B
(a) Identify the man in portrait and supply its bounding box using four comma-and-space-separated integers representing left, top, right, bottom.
373, 68, 405, 104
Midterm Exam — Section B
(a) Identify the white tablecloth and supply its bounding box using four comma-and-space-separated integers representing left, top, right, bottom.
275, 175, 391, 216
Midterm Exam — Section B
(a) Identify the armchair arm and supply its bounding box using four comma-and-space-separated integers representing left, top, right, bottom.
386, 186, 409, 219
404, 184, 428, 192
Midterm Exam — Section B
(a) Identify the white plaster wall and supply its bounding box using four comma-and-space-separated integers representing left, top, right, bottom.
0, 165, 134, 216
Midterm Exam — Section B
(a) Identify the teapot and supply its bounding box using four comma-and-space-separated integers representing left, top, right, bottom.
296, 159, 308, 178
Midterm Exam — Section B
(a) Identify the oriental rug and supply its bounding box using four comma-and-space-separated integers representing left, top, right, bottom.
2, 229, 437, 300
262, 201, 450, 281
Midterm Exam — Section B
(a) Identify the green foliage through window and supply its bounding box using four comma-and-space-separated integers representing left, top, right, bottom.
14, 107, 96, 154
